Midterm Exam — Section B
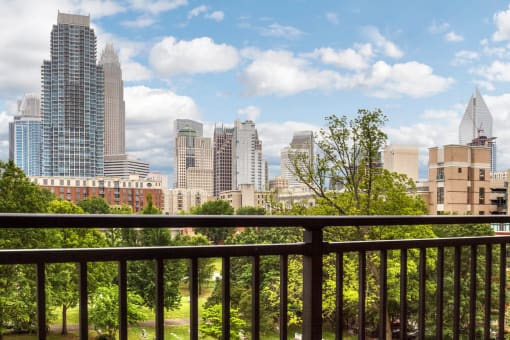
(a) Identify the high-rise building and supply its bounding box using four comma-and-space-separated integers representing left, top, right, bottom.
459, 89, 496, 172
213, 125, 234, 196
383, 144, 419, 182
428, 144, 491, 215
280, 131, 314, 188
173, 120, 213, 195
99, 42, 125, 156
41, 12, 104, 177
9, 94, 42, 176
232, 120, 265, 191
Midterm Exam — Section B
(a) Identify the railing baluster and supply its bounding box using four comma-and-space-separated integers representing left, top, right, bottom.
155, 258, 164, 340
469, 245, 477, 339
418, 248, 426, 340
222, 256, 231, 340
453, 246, 461, 340
498, 244, 506, 340
302, 227, 323, 340
400, 249, 407, 340
358, 250, 366, 340
436, 246, 444, 339
280, 254, 288, 340
118, 260, 128, 340
79, 261, 88, 340
379, 249, 387, 340
190, 257, 199, 340
37, 262, 46, 340
484, 244, 492, 340
252, 255, 260, 340
336, 252, 344, 340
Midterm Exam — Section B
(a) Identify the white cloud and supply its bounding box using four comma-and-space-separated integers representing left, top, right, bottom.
363, 26, 403, 59
363, 61, 454, 98
308, 44, 373, 70
472, 61, 510, 82
451, 50, 479, 66
493, 4, 510, 41
473, 80, 495, 92
259, 23, 304, 39
149, 36, 239, 76
445, 31, 464, 42
237, 106, 261, 121
128, 0, 188, 14
240, 49, 451, 98
121, 15, 157, 28
72, 0, 126, 18
484, 93, 510, 169
325, 12, 339, 25
188, 5, 208, 19
124, 86, 200, 172
206, 11, 224, 22
428, 20, 450, 34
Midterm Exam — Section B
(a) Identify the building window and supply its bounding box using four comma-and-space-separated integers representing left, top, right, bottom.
480, 169, 485, 181
437, 168, 444, 181
479, 187, 485, 205
458, 168, 462, 173
437, 187, 444, 204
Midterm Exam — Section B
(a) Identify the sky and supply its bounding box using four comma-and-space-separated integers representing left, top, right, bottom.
3, 1, 510, 182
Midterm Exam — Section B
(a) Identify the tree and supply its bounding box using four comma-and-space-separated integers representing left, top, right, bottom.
78, 196, 111, 214
236, 206, 266, 215
142, 193, 161, 215
193, 200, 235, 244
89, 285, 145, 339
199, 304, 246, 339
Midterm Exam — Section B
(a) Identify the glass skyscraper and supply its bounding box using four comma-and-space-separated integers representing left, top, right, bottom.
41, 12, 104, 177
9, 94, 42, 176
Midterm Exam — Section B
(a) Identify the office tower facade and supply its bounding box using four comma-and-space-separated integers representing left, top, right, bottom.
232, 120, 265, 191
383, 144, 419, 182
174, 120, 213, 195
41, 12, 104, 177
459, 89, 496, 172
428, 144, 491, 215
9, 95, 42, 176
213, 125, 234, 196
280, 131, 314, 188
100, 42, 125, 156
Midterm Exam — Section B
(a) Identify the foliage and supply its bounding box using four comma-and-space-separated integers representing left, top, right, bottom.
109, 204, 133, 214
142, 194, 161, 215
89, 285, 145, 339
192, 200, 235, 244
236, 206, 266, 215
199, 304, 246, 339
78, 196, 111, 214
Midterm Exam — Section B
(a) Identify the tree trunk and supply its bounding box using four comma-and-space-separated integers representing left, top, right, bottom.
61, 304, 68, 335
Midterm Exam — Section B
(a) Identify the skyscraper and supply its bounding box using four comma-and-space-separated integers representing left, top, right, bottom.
41, 12, 104, 177
174, 119, 213, 195
213, 125, 234, 196
458, 89, 496, 171
232, 120, 265, 191
9, 94, 42, 176
100, 42, 125, 156
280, 131, 314, 188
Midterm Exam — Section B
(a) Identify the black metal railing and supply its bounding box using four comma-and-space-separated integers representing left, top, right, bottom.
1, 214, 510, 340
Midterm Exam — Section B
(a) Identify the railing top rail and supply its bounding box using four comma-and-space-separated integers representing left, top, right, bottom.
0, 213, 509, 229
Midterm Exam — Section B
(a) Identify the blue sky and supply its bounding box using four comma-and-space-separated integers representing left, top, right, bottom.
3, 0, 510, 180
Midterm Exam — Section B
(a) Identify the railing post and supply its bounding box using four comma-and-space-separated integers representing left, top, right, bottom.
303, 227, 324, 340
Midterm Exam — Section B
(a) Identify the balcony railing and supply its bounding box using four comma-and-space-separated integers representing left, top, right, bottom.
1, 214, 510, 340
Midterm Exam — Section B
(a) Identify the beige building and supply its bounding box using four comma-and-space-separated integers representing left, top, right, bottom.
383, 145, 419, 181
428, 144, 491, 215
219, 184, 270, 211
167, 188, 211, 215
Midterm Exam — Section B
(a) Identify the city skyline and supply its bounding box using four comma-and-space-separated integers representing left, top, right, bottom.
4, 2, 510, 179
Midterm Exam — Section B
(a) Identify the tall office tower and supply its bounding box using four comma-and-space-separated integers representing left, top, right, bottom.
174, 119, 203, 137
459, 89, 496, 172
99, 43, 125, 156
213, 125, 234, 196
174, 120, 213, 195
9, 95, 42, 176
280, 131, 314, 188
232, 120, 265, 191
41, 12, 104, 177
383, 144, 419, 181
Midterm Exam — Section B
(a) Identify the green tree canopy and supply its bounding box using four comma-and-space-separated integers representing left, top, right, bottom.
236, 206, 266, 215
78, 196, 111, 214
193, 200, 235, 244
